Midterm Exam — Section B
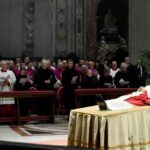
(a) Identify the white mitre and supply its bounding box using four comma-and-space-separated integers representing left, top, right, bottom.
145, 85, 150, 98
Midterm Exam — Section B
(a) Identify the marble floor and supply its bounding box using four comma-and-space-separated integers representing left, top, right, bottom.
0, 117, 68, 146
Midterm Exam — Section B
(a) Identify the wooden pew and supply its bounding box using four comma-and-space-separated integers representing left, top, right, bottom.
0, 90, 56, 124
75, 88, 137, 108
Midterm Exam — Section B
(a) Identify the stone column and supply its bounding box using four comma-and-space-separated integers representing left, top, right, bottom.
85, 0, 97, 60
0, 0, 23, 57
34, 0, 77, 59
67, 0, 76, 54
129, 0, 150, 63
34, 0, 52, 58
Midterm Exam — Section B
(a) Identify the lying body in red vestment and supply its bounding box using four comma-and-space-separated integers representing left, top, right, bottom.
123, 86, 150, 106
125, 92, 150, 106
105, 86, 150, 110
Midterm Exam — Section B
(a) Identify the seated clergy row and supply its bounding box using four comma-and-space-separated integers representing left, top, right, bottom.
0, 57, 147, 117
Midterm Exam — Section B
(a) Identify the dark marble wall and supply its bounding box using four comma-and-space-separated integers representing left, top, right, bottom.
3, 0, 147, 62
0, 0, 97, 59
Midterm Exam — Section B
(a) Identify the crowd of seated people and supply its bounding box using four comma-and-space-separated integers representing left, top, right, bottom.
0, 56, 147, 117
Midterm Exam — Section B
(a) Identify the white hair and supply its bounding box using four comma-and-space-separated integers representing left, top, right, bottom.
41, 59, 50, 65
1, 60, 8, 65
80, 65, 88, 70
120, 62, 128, 69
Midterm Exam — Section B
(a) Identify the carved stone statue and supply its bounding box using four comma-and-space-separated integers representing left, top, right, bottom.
101, 9, 118, 34
104, 10, 116, 28
97, 36, 109, 63
24, 2, 34, 49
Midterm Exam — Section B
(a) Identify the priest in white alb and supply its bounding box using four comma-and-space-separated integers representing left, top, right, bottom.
0, 60, 16, 116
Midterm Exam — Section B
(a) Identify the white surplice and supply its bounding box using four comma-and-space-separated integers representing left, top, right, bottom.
0, 69, 16, 105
